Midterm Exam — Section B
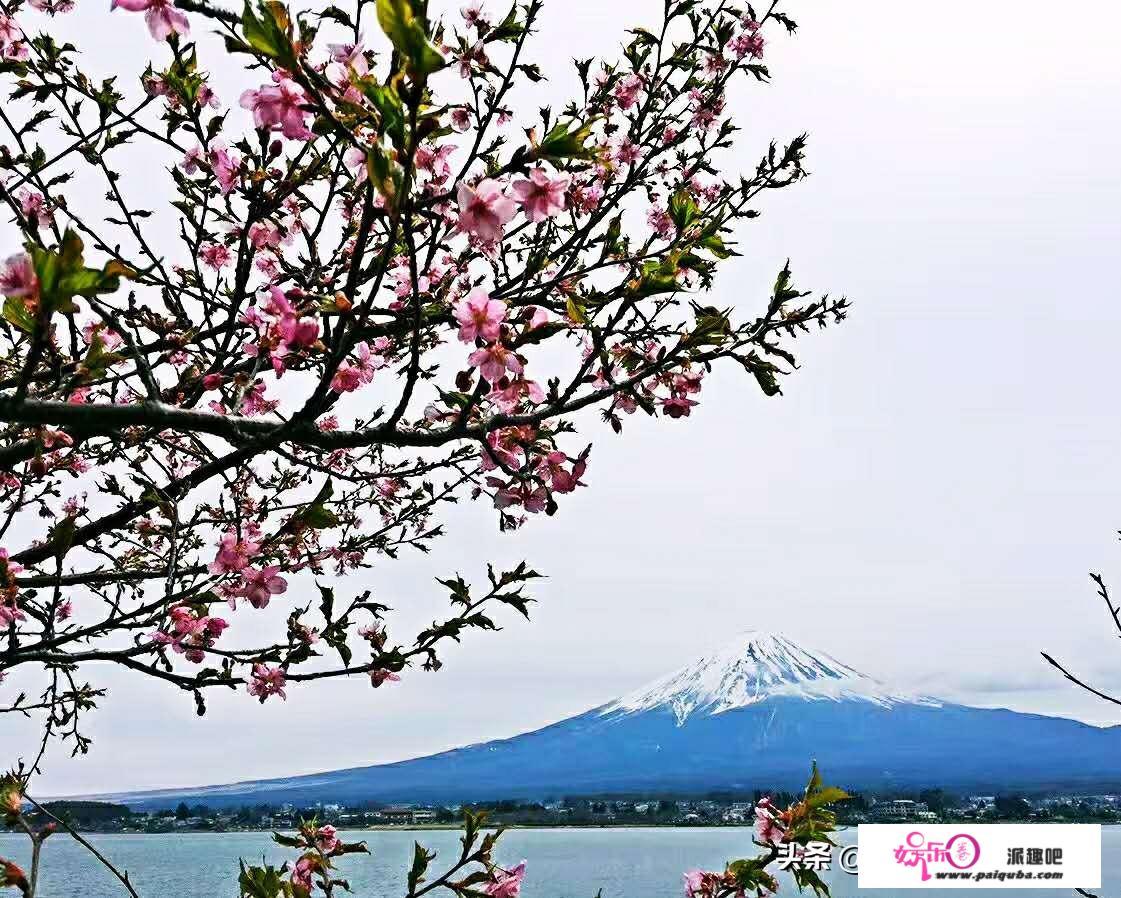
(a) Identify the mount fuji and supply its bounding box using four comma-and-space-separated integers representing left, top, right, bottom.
104, 632, 1121, 809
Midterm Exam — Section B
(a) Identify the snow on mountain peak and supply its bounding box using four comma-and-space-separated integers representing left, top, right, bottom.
602, 630, 938, 725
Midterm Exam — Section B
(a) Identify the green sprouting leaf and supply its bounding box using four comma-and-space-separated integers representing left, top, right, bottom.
3, 295, 36, 333
24, 230, 129, 326
407, 841, 435, 893
806, 786, 850, 809
297, 479, 339, 529
238, 860, 292, 898
365, 145, 404, 206
630, 258, 679, 298
535, 118, 597, 161
375, 0, 445, 77
81, 332, 125, 381
240, 0, 298, 69
565, 295, 587, 325
669, 189, 700, 232
356, 78, 405, 143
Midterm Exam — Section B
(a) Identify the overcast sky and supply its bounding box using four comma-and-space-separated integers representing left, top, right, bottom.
3, 0, 1121, 795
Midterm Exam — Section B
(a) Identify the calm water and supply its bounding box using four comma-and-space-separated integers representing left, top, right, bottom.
0, 826, 1115, 897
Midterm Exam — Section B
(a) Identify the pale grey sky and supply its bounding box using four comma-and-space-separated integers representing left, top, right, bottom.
2, 0, 1121, 794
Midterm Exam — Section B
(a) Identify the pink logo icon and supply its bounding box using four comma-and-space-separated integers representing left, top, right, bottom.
893, 831, 981, 881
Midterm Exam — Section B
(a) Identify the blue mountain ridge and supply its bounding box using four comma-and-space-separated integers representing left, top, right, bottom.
96, 633, 1121, 809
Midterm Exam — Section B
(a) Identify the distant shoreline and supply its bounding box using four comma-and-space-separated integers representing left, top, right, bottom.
9, 821, 1119, 837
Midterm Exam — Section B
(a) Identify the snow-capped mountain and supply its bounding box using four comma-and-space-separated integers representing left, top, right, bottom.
99, 632, 1121, 809
604, 631, 938, 722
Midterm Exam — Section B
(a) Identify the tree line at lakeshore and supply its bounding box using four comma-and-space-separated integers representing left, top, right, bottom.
23, 788, 1121, 835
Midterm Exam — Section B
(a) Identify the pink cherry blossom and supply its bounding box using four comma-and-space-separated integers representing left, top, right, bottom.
370, 668, 401, 688
456, 179, 516, 243
468, 344, 523, 383
17, 189, 53, 228
754, 797, 783, 844
180, 145, 204, 174
208, 144, 241, 195
209, 529, 261, 575
511, 167, 571, 222
291, 857, 314, 891
662, 396, 697, 418
240, 74, 313, 141
314, 825, 340, 853
450, 107, 471, 132
110, 0, 190, 42
613, 73, 644, 109
489, 377, 545, 412
647, 206, 674, 239
238, 565, 287, 609
200, 242, 232, 270
461, 1, 489, 29
683, 871, 706, 898
0, 13, 23, 49
484, 862, 526, 898
453, 288, 507, 343
1, 253, 37, 301
248, 663, 287, 702
491, 479, 547, 514
330, 341, 386, 392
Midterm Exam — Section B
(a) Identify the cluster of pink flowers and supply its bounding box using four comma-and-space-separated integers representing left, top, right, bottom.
240, 72, 314, 141
0, 12, 29, 61
754, 796, 784, 844
483, 861, 526, 898
248, 663, 287, 702
475, 425, 588, 515
369, 668, 400, 688
0, 253, 38, 304
660, 368, 704, 419
456, 165, 571, 245
150, 605, 228, 663
209, 526, 289, 610
684, 867, 775, 898
730, 17, 765, 59
181, 142, 242, 197
17, 189, 53, 228
612, 73, 645, 110
511, 167, 571, 222
330, 338, 390, 393
456, 179, 516, 243
243, 286, 322, 376
110, 0, 189, 42
0, 548, 24, 626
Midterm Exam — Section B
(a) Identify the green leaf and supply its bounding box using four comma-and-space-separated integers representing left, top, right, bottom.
356, 80, 405, 143
240, 0, 298, 69
375, 0, 445, 77
295, 480, 339, 529
806, 786, 850, 809
238, 860, 292, 898
407, 841, 435, 893
535, 119, 597, 161
26, 230, 129, 326
630, 258, 679, 298
669, 189, 700, 231
565, 296, 587, 325
3, 295, 35, 333
365, 145, 404, 207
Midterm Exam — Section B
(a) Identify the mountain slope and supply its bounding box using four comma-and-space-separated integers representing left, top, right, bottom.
101, 632, 1121, 809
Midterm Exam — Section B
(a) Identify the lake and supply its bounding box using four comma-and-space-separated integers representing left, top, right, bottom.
0, 826, 1114, 897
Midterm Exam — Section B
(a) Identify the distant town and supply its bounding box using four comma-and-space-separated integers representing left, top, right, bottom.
29, 789, 1121, 834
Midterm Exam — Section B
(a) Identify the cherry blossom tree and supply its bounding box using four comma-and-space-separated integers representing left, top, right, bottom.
0, 0, 849, 890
